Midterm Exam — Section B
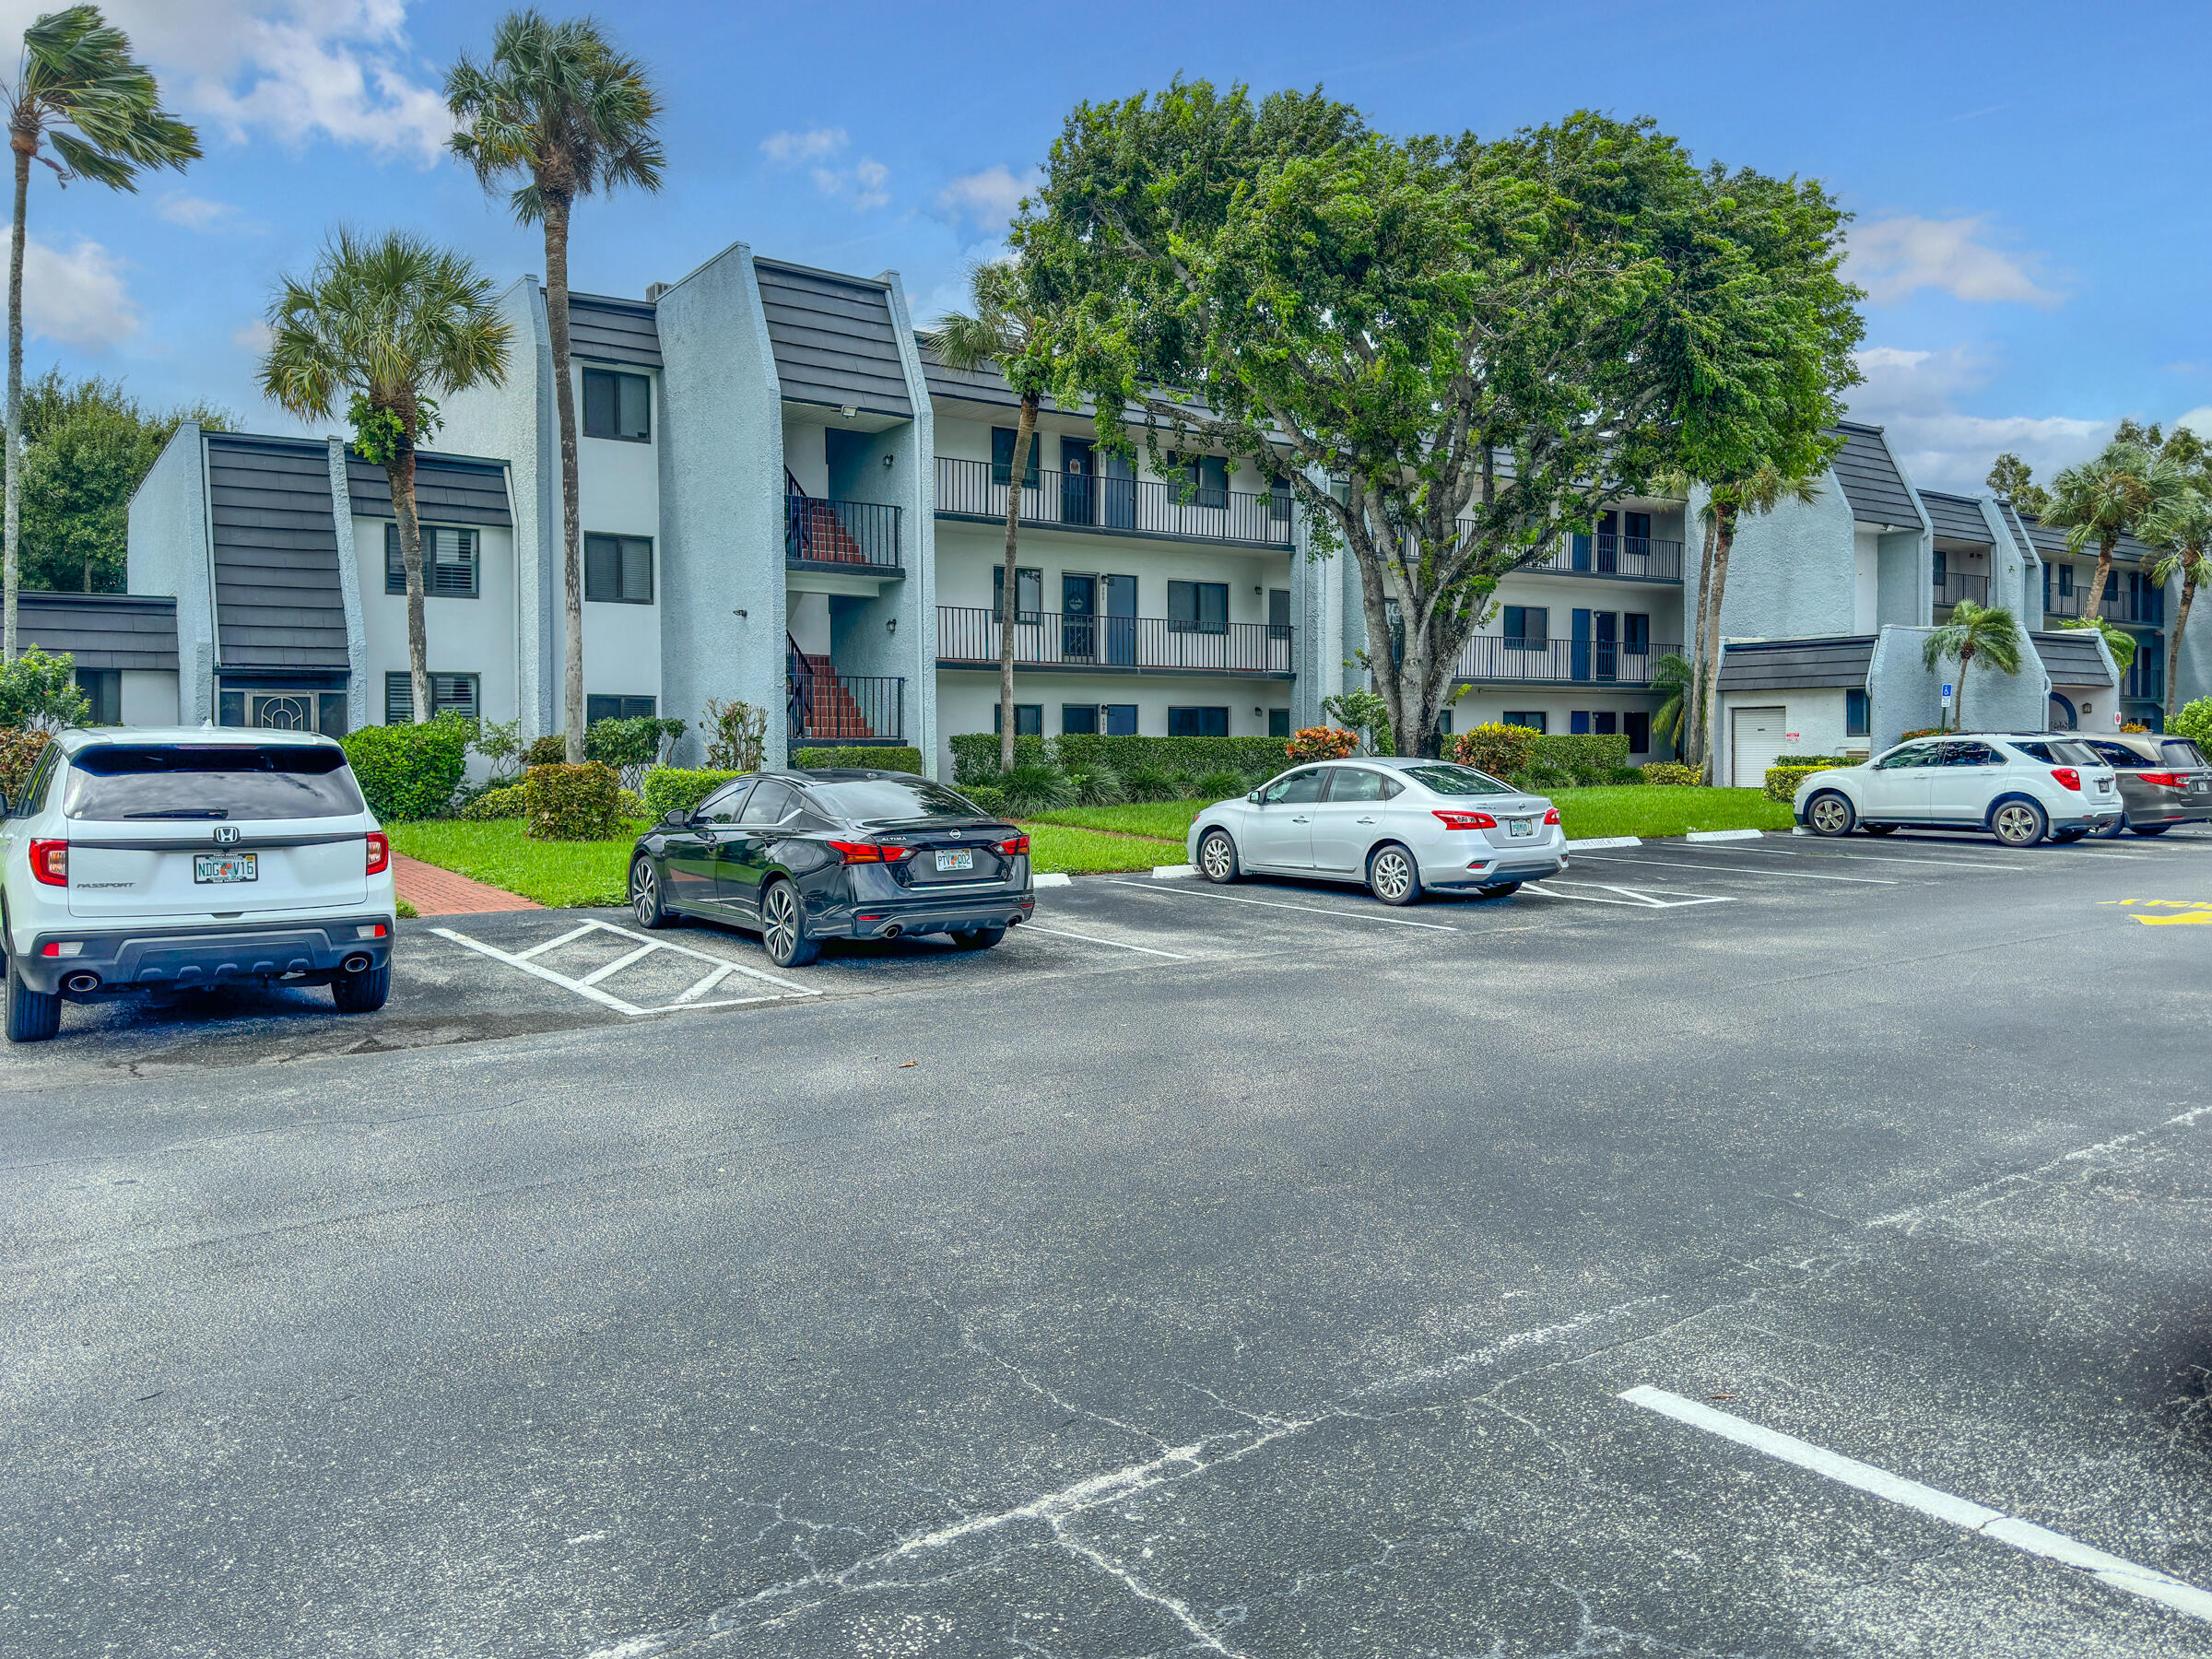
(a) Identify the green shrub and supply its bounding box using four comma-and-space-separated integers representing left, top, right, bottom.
794, 745, 924, 774
460, 782, 527, 820
1763, 763, 1837, 803
584, 715, 684, 787
1067, 763, 1126, 806
960, 783, 1008, 817
524, 761, 621, 841
341, 713, 473, 820
0, 646, 89, 730
617, 787, 645, 818
2171, 697, 2212, 750
641, 766, 744, 820
524, 734, 567, 767
1123, 762, 1191, 802
1641, 763, 1701, 786
1453, 722, 1538, 778
1526, 734, 1630, 786
1779, 754, 1852, 768
998, 763, 1077, 815
1194, 768, 1247, 799
0, 726, 52, 804
949, 732, 1053, 783
1899, 726, 1945, 742
1605, 765, 1644, 784
700, 698, 768, 771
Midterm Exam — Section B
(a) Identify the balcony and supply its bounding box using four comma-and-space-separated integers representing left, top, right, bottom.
1453, 635, 1681, 686
2102, 588, 2166, 628
935, 456, 1295, 549
1934, 571, 1990, 608
1529, 533, 1685, 582
787, 652, 904, 746
786, 494, 901, 572
936, 605, 1294, 677
2043, 589, 2085, 619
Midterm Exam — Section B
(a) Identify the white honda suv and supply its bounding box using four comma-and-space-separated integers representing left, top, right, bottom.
1793, 733, 2120, 847
0, 727, 395, 1042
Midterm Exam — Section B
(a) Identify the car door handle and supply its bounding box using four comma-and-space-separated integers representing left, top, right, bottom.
1357, 816, 1377, 824
1291, 815, 1309, 823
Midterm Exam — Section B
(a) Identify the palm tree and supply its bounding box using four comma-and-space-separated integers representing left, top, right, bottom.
445, 11, 664, 763
2, 5, 196, 659
1691, 465, 1823, 778
1921, 599, 2025, 732
2042, 441, 2185, 629
1648, 652, 1694, 757
258, 230, 512, 727
2143, 483, 2211, 724
934, 260, 1053, 774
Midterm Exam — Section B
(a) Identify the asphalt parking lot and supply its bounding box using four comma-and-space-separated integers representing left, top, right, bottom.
6, 824, 2212, 1657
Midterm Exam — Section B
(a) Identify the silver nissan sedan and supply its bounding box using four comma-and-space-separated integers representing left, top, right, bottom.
1185, 758, 1567, 905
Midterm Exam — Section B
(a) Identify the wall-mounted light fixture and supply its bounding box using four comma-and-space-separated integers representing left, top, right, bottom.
883, 453, 896, 468
733, 608, 748, 619
841, 404, 858, 418
887, 616, 898, 634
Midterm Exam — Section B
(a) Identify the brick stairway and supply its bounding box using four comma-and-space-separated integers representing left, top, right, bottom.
793, 654, 877, 738
791, 500, 867, 564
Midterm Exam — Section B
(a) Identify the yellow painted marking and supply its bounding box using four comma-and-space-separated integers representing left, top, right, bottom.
2139, 911, 2212, 926
2105, 896, 2212, 924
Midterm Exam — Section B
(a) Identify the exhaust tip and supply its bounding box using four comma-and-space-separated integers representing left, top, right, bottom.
340, 953, 371, 974
62, 971, 100, 994
880, 924, 902, 939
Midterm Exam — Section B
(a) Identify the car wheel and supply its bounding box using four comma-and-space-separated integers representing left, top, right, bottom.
1367, 843, 1423, 906
4, 954, 60, 1042
2091, 812, 2127, 840
1197, 829, 1240, 884
330, 960, 391, 1014
1806, 791, 1855, 837
2130, 824, 2172, 837
1862, 823, 1898, 837
630, 856, 672, 929
1476, 881, 1522, 899
1992, 798, 2048, 847
2049, 828, 2087, 843
759, 879, 821, 968
951, 925, 1006, 949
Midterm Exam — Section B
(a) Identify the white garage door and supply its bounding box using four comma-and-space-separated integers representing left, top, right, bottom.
1731, 706, 1788, 788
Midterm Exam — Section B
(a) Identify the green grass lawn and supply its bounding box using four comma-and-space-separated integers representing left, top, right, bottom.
1021, 822, 1183, 873
388, 819, 647, 909
1027, 798, 1213, 840
1030, 787, 1794, 844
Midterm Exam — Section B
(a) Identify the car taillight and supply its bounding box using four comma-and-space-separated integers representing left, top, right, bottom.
2051, 768, 2081, 791
29, 839, 66, 886
995, 834, 1030, 857
827, 841, 910, 864
1433, 810, 1498, 830
365, 830, 389, 876
2137, 771, 2188, 788
1543, 807, 1561, 825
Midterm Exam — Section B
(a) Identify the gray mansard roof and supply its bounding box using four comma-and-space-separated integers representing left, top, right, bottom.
204, 433, 349, 671
2033, 629, 2118, 685
754, 259, 912, 418
346, 452, 513, 526
566, 293, 662, 369
1717, 635, 1877, 691
1918, 489, 1994, 545
1829, 424, 1923, 530
2014, 512, 2154, 567
18, 591, 178, 671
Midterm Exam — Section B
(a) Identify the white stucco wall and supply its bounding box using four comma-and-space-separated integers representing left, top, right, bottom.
356, 514, 521, 745
1853, 527, 1879, 634
124, 423, 216, 724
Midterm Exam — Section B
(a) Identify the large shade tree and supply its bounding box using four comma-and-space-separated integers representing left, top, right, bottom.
2, 4, 196, 658
1016, 84, 1861, 759
2143, 483, 2210, 722
259, 230, 512, 726
446, 9, 664, 761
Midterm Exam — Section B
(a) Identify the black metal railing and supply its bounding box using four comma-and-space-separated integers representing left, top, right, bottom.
787, 660, 904, 744
2122, 654, 2165, 704
785, 494, 901, 571
2043, 588, 2085, 619
935, 605, 1294, 676
1453, 635, 1681, 685
934, 456, 1294, 548
2100, 585, 2166, 626
1530, 533, 1685, 582
1934, 571, 1990, 607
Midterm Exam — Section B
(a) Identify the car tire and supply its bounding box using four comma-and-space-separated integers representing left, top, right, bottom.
1197, 829, 1240, 884
951, 925, 1006, 949
1476, 881, 1522, 899
2130, 824, 2172, 837
759, 879, 821, 968
630, 856, 672, 929
1991, 797, 2048, 848
5, 957, 60, 1042
2091, 812, 2127, 840
1367, 843, 1423, 906
1806, 790, 1855, 837
2050, 828, 2087, 843
1862, 823, 1898, 837
330, 960, 391, 1014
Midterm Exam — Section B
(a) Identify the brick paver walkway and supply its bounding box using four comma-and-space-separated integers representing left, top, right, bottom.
393, 853, 543, 916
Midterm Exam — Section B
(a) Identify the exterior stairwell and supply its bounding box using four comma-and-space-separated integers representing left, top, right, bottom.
790, 499, 868, 564
788, 639, 886, 740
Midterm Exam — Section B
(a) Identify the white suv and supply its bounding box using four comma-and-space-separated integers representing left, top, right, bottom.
0, 728, 395, 1042
1793, 734, 2121, 847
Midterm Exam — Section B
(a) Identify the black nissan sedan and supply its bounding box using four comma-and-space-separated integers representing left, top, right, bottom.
627, 769, 1035, 967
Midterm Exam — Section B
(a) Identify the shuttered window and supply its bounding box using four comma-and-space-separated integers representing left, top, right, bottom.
586, 694, 656, 724
385, 524, 479, 597
385, 672, 480, 724
584, 533, 653, 604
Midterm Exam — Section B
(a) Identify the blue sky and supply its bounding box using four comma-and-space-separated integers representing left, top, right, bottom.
4, 0, 2206, 493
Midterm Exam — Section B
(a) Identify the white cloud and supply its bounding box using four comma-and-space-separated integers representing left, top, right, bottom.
0, 227, 140, 349
231, 318, 275, 354
852, 159, 888, 212
1848, 344, 2105, 491
759, 127, 848, 165
158, 193, 241, 231
0, 0, 452, 162
2177, 406, 2212, 440
938, 165, 1037, 230
760, 126, 888, 212
1844, 216, 2063, 310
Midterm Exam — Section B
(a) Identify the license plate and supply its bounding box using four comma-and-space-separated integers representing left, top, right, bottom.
1507, 818, 1533, 838
934, 849, 974, 873
194, 852, 257, 884
2097, 780, 2112, 792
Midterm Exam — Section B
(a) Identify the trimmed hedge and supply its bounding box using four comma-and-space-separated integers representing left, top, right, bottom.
341, 713, 472, 821
524, 761, 620, 841
959, 783, 1008, 816
949, 733, 1053, 783
1286, 727, 1358, 762
0, 727, 52, 806
2174, 697, 2212, 751
1453, 723, 1538, 778
1524, 734, 1631, 786
641, 767, 743, 819
950, 732, 1293, 785
1764, 762, 1843, 803
460, 782, 527, 820
524, 735, 566, 766
793, 745, 924, 775
1641, 763, 1700, 786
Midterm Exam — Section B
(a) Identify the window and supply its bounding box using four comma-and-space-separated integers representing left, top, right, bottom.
739, 780, 798, 825
1269, 477, 1293, 522
582, 369, 650, 441
697, 780, 752, 825
1061, 704, 1099, 735
1438, 712, 1453, 735
1936, 740, 2000, 766
2058, 564, 2074, 596
584, 533, 653, 604
1268, 588, 1291, 639
1168, 581, 1229, 635
1324, 768, 1399, 803
1571, 711, 1589, 735
75, 667, 121, 726
1625, 711, 1650, 755
1168, 706, 1229, 737
1873, 743, 1941, 770
1404, 764, 1513, 797
993, 703, 1043, 736
993, 565, 1043, 623
2160, 739, 2206, 767
1845, 688, 1870, 737
1624, 613, 1650, 654
991, 426, 1041, 488
385, 524, 479, 597
1503, 606, 1547, 649
1932, 547, 1948, 585
385, 672, 480, 724
1267, 708, 1290, 738
1259, 769, 1325, 804
1571, 712, 1618, 735
64, 743, 366, 822
1503, 711, 1547, 734
221, 688, 347, 735
1105, 703, 1138, 736
1180, 455, 1229, 510
587, 694, 657, 724
810, 777, 982, 819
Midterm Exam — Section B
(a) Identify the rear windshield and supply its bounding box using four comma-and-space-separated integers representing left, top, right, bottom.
2010, 739, 2102, 767
806, 777, 994, 822
2160, 739, 2206, 767
64, 745, 366, 821
1403, 764, 1513, 796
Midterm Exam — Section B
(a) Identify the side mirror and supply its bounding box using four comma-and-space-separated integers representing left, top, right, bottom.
661, 807, 690, 827
1248, 790, 1265, 804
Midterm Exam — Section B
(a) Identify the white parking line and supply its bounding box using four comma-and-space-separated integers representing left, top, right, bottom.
1720, 843, 2027, 871
512, 922, 598, 961
1102, 879, 1456, 931
1524, 879, 1735, 909
1622, 1386, 2212, 1626
1018, 923, 1190, 959
1573, 853, 1899, 886
672, 963, 736, 1004
579, 942, 660, 985
430, 919, 820, 1018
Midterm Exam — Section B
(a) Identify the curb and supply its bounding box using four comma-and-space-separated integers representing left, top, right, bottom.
1567, 835, 1642, 851
1684, 829, 1765, 842
1152, 865, 1197, 880
1033, 872, 1072, 888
